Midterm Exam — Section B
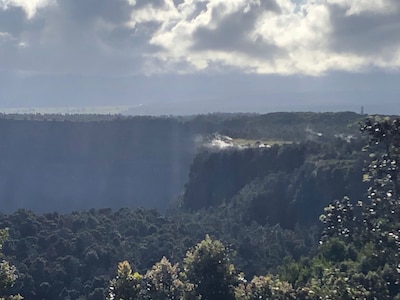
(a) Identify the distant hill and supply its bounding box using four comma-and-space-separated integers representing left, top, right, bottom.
0, 112, 364, 213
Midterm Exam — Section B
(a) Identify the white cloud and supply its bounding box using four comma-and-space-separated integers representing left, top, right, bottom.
0, 0, 54, 18
126, 0, 400, 75
1, 0, 400, 76
0, 31, 12, 39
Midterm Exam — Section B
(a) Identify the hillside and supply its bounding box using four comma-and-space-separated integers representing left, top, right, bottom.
0, 112, 363, 214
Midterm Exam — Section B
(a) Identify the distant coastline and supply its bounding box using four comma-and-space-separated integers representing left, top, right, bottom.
0, 104, 142, 115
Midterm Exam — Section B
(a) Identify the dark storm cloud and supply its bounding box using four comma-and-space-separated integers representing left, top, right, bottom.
191, 1, 281, 58
0, 6, 26, 36
327, 1, 400, 56
41, 0, 138, 51
0, 0, 159, 74
172, 0, 185, 6
55, 0, 132, 24
135, 0, 166, 8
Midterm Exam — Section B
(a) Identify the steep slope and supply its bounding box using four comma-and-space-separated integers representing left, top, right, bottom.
181, 139, 367, 228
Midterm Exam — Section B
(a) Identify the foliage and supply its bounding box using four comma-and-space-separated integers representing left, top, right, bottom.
0, 206, 308, 299
144, 257, 191, 300
235, 275, 296, 300
0, 229, 19, 300
107, 261, 143, 300
182, 235, 238, 300
287, 117, 400, 299
108, 236, 300, 300
108, 235, 239, 300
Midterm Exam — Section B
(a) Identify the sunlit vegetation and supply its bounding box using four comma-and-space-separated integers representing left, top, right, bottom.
232, 138, 292, 147
0, 229, 21, 300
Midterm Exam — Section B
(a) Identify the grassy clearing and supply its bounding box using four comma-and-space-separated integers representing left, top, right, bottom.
232, 138, 292, 147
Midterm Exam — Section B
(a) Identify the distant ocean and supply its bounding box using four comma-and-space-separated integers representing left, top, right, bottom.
0, 105, 142, 115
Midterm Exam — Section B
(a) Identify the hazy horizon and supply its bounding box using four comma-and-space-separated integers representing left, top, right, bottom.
1, 0, 400, 115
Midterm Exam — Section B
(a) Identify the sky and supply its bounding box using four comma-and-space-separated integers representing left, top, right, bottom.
0, 0, 400, 115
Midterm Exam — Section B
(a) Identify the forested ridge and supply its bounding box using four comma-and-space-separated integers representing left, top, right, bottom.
0, 111, 361, 214
2, 112, 398, 299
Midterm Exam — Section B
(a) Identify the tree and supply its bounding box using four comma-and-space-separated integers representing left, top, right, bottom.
0, 229, 21, 300
311, 117, 400, 299
107, 261, 143, 300
144, 256, 190, 300
182, 235, 238, 300
235, 275, 296, 300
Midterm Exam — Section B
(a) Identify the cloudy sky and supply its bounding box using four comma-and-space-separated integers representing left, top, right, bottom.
0, 0, 400, 115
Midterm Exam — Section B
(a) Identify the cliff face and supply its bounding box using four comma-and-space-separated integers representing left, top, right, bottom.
181, 140, 367, 228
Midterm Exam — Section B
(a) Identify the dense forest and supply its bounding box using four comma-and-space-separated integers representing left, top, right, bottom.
2, 112, 398, 299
